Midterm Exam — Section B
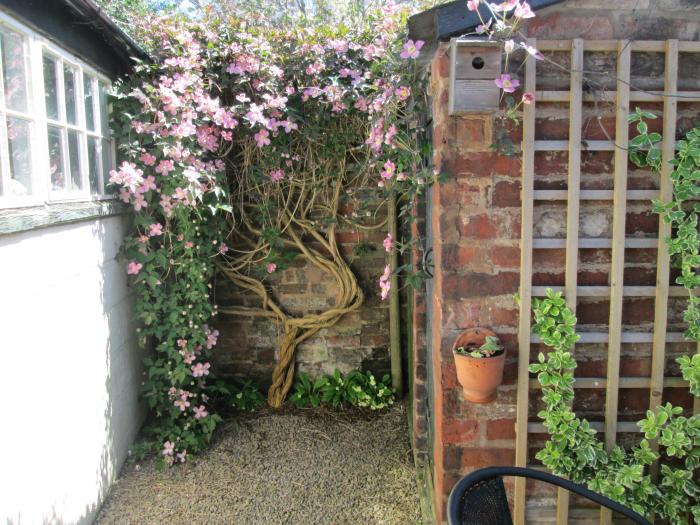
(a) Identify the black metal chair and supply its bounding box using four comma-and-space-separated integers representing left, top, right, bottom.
447, 466, 652, 525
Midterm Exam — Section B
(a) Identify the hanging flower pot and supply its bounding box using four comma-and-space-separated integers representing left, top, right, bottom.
452, 327, 505, 403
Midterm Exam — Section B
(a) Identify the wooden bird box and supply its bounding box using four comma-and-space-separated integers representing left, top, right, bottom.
448, 38, 502, 114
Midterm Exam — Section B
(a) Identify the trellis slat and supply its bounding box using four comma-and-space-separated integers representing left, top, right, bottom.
532, 237, 658, 249
513, 39, 537, 525
601, 40, 632, 525
535, 90, 700, 103
534, 139, 614, 151
534, 189, 659, 201
529, 376, 688, 389
649, 40, 679, 481
531, 331, 691, 344
557, 38, 584, 525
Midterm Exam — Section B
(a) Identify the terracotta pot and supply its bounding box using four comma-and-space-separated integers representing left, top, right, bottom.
452, 327, 505, 403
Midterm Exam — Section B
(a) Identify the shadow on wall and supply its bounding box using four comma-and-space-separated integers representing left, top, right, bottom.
0, 215, 144, 525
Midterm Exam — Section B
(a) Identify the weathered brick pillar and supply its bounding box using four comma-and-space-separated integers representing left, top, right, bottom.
429, 42, 521, 524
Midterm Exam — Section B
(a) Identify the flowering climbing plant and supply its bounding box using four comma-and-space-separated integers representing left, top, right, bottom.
109, 1, 446, 463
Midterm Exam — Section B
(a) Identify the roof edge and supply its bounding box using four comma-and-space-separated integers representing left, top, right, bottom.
408, 0, 567, 44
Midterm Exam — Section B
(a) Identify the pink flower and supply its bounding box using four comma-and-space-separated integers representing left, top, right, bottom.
515, 1, 535, 18
139, 152, 157, 166
495, 74, 520, 93
182, 352, 195, 365
467, 0, 480, 10
492, 0, 518, 12
174, 398, 190, 411
266, 262, 277, 274
206, 328, 219, 350
139, 175, 157, 193
395, 86, 411, 101
177, 338, 188, 348
522, 92, 535, 104
269, 169, 285, 182
383, 233, 393, 252
476, 19, 492, 34
522, 43, 544, 60
254, 129, 270, 147
155, 159, 175, 175
193, 405, 208, 419
176, 450, 187, 463
149, 223, 163, 236
400, 40, 424, 60
379, 264, 391, 301
219, 242, 229, 254
191, 362, 211, 378
380, 160, 396, 180
162, 441, 174, 456
127, 262, 142, 275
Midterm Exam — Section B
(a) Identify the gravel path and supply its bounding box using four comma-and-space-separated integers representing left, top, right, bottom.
96, 402, 420, 525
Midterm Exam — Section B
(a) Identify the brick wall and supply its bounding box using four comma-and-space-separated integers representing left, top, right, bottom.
422, 1, 700, 523
212, 215, 391, 388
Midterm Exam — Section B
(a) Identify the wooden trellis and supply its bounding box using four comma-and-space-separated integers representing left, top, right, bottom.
514, 39, 700, 525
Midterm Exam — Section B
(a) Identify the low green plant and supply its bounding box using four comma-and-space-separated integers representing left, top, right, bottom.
346, 370, 395, 410
230, 380, 265, 412
454, 335, 504, 359
530, 289, 700, 524
289, 369, 395, 410
320, 369, 351, 407
289, 372, 326, 408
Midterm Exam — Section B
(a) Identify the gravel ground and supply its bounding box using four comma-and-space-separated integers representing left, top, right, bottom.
96, 402, 420, 525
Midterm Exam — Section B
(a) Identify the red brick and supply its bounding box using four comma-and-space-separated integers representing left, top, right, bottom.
490, 245, 521, 268
626, 211, 658, 235
443, 419, 480, 445
453, 117, 486, 144
535, 117, 569, 140
487, 419, 516, 440
458, 214, 497, 239
581, 151, 614, 174
460, 447, 516, 469
491, 180, 522, 208
488, 306, 519, 327
535, 151, 568, 175
459, 272, 520, 298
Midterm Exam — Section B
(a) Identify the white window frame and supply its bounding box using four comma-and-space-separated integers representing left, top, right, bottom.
0, 10, 115, 210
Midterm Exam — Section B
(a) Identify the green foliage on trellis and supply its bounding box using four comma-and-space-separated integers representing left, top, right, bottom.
530, 290, 700, 524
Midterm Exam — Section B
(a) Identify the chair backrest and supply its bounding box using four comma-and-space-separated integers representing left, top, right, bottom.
450, 474, 513, 525
447, 467, 653, 525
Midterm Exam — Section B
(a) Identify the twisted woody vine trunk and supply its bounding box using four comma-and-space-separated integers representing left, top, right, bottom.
216, 118, 386, 406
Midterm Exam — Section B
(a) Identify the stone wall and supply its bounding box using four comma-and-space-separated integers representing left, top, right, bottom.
420, 1, 700, 523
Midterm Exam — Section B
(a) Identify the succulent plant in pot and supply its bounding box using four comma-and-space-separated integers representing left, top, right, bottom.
452, 328, 505, 403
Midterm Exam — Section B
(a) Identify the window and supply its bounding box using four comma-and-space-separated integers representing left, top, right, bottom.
0, 14, 114, 209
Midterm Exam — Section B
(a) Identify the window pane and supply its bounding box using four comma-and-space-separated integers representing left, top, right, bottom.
98, 81, 110, 136
87, 136, 98, 193
43, 55, 59, 120
101, 138, 112, 192
1, 29, 28, 112
84, 75, 95, 131
67, 130, 81, 190
47, 125, 65, 190
6, 117, 31, 195
64, 65, 77, 125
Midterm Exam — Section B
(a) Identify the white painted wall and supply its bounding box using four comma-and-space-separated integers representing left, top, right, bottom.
0, 215, 143, 525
